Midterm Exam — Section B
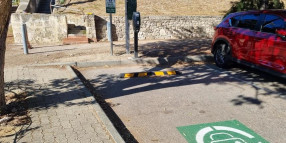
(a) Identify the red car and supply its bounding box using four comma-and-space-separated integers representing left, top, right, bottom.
212, 10, 286, 78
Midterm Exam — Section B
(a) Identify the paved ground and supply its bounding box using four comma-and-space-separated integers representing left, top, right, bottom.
2, 66, 112, 143
2, 39, 212, 142
79, 64, 286, 143
3, 38, 285, 142
6, 39, 211, 67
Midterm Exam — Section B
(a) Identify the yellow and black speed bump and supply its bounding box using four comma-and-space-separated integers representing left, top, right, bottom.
119, 71, 181, 78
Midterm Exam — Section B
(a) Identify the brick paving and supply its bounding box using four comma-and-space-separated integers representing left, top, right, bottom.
2, 66, 113, 143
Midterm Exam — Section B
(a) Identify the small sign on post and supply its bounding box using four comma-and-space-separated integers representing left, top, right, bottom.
106, 0, 116, 13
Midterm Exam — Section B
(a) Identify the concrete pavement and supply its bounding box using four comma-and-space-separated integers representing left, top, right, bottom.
2, 66, 123, 143
79, 64, 286, 143
3, 39, 214, 143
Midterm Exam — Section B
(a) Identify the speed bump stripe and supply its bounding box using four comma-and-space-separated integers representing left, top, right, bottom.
167, 71, 176, 75
138, 72, 148, 77
120, 71, 180, 78
124, 73, 135, 78
154, 71, 165, 76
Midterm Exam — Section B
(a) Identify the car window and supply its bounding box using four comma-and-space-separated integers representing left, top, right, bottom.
237, 14, 260, 30
261, 14, 285, 34
230, 16, 241, 27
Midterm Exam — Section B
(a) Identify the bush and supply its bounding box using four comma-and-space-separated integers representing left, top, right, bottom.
224, 0, 284, 17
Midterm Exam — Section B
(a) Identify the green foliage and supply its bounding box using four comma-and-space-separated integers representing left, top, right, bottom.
60, 0, 65, 4
224, 0, 285, 17
12, 0, 20, 6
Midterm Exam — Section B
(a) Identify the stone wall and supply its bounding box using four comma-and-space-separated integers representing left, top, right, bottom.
95, 16, 223, 41
11, 13, 67, 45
11, 14, 222, 45
11, 14, 97, 45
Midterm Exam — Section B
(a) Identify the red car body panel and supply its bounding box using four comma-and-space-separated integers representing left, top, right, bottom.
212, 10, 286, 74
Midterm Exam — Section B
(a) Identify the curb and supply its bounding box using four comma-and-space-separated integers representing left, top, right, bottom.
66, 66, 125, 143
31, 54, 213, 68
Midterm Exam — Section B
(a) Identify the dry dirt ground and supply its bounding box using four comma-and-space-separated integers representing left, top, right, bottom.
55, 0, 240, 16
0, 90, 30, 141
54, 0, 286, 16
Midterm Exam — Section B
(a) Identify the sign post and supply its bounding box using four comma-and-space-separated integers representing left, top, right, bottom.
125, 0, 137, 54
125, 0, 129, 54
106, 0, 116, 55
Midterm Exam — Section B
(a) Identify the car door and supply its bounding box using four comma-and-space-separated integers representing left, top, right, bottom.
230, 14, 260, 61
252, 14, 286, 73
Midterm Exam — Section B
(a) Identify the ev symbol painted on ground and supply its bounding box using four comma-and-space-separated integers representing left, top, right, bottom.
177, 120, 269, 143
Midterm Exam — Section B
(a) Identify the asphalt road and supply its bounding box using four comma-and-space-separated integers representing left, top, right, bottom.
79, 64, 286, 143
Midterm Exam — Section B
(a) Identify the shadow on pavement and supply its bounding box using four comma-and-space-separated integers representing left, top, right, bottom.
72, 68, 139, 143
139, 38, 212, 58
5, 78, 93, 110
4, 77, 95, 142
84, 64, 285, 109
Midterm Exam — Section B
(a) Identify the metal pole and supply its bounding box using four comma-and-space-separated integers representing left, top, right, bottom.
21, 23, 28, 55
125, 0, 130, 54
134, 31, 138, 58
110, 13, 113, 56
107, 22, 111, 41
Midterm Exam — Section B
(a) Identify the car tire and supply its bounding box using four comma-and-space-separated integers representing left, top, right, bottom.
214, 42, 232, 68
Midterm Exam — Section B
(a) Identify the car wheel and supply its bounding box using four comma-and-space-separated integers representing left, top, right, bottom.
214, 43, 232, 68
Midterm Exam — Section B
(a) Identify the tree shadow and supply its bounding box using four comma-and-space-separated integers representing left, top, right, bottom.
82, 63, 285, 109
13, 120, 40, 142
135, 26, 213, 59
73, 68, 138, 143
4, 77, 96, 141
139, 38, 212, 58
206, 63, 286, 106
231, 95, 264, 109
221, 64, 285, 96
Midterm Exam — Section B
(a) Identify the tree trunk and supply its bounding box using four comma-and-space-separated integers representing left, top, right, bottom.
0, 0, 12, 107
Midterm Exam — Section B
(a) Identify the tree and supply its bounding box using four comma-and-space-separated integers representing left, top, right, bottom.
0, 0, 12, 107
224, 0, 284, 17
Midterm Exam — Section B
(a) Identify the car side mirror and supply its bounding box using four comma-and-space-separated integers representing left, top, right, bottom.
276, 29, 286, 40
